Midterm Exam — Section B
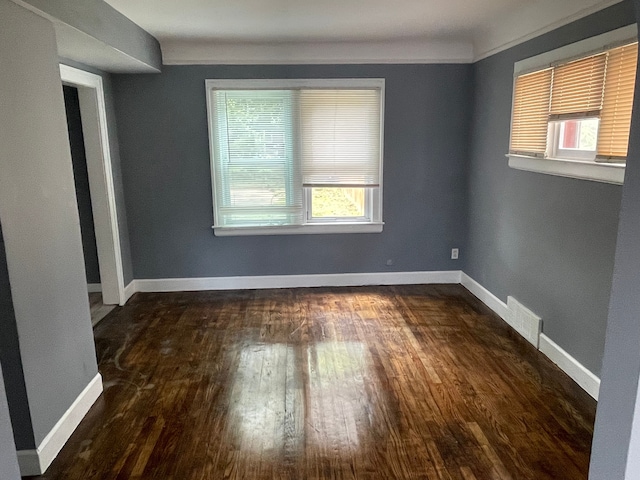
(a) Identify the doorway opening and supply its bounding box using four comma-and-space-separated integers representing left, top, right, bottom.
63, 85, 115, 325
60, 65, 126, 315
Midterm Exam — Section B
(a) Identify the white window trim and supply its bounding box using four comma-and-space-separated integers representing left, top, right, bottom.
205, 78, 385, 236
549, 120, 598, 161
508, 23, 637, 185
213, 222, 384, 237
507, 154, 625, 185
305, 187, 373, 223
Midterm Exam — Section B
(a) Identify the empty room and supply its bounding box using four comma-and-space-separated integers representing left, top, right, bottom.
1, 0, 640, 478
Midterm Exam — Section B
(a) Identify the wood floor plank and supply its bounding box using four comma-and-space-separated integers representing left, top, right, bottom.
29, 285, 596, 479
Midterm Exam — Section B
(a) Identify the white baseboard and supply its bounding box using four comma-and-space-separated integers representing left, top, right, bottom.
123, 280, 136, 305
133, 270, 463, 293
17, 373, 103, 476
460, 273, 600, 400
539, 334, 601, 400
460, 272, 509, 320
87, 283, 102, 293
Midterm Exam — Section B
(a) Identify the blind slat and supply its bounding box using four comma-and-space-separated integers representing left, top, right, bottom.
510, 41, 637, 163
510, 68, 552, 156
549, 53, 607, 118
598, 43, 639, 160
300, 90, 381, 186
212, 90, 304, 227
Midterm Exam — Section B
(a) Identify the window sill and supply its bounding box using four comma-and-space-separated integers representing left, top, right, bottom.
213, 222, 384, 236
507, 154, 625, 185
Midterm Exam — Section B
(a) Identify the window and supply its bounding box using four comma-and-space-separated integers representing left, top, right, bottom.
508, 25, 638, 184
206, 79, 384, 236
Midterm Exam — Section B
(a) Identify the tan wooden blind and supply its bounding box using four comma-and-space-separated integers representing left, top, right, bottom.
510, 68, 552, 157
549, 53, 607, 119
597, 42, 638, 161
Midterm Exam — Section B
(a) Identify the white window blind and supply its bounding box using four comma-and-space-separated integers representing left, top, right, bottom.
211, 90, 303, 227
299, 90, 381, 187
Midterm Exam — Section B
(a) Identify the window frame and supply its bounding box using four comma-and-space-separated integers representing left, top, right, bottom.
205, 78, 385, 236
507, 24, 638, 185
305, 187, 374, 224
548, 118, 600, 162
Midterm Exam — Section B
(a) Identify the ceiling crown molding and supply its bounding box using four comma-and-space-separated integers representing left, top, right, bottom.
473, 0, 627, 62
161, 39, 475, 65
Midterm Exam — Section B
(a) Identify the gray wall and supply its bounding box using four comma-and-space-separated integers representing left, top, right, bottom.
112, 64, 472, 279
0, 223, 35, 449
465, 1, 635, 376
61, 59, 135, 286
0, 0, 99, 446
0, 363, 20, 480
64, 85, 101, 285
590, 1, 640, 476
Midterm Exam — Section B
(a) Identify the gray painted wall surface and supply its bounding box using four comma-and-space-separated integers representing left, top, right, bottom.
18, 0, 161, 71
64, 85, 101, 285
112, 64, 471, 279
465, 1, 634, 376
0, 363, 20, 480
0, 224, 35, 449
0, 0, 99, 445
590, 1, 640, 477
61, 59, 135, 286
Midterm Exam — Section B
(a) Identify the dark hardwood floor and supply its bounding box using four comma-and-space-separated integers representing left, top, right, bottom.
30, 284, 596, 479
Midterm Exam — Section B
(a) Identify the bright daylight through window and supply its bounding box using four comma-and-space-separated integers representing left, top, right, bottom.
206, 79, 384, 236
508, 26, 638, 184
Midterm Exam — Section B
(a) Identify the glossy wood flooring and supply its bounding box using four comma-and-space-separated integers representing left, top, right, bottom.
30, 285, 596, 479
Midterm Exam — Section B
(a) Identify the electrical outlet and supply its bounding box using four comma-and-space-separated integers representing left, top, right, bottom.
451, 248, 459, 260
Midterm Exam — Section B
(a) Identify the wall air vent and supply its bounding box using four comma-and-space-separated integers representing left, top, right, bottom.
506, 296, 542, 348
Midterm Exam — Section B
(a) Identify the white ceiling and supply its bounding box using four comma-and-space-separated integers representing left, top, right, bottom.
104, 0, 521, 43
103, 0, 626, 63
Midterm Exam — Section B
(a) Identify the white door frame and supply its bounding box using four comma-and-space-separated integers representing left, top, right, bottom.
59, 64, 125, 306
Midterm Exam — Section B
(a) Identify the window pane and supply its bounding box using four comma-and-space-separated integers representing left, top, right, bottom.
561, 120, 579, 149
578, 118, 599, 151
558, 118, 599, 151
311, 188, 365, 218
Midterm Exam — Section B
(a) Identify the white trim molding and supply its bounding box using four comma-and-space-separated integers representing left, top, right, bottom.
474, 0, 627, 61
539, 334, 601, 400
17, 373, 103, 476
161, 39, 474, 65
59, 65, 127, 306
460, 273, 600, 400
513, 24, 637, 76
508, 155, 625, 185
123, 280, 137, 304
214, 223, 384, 236
460, 272, 509, 320
133, 270, 462, 293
